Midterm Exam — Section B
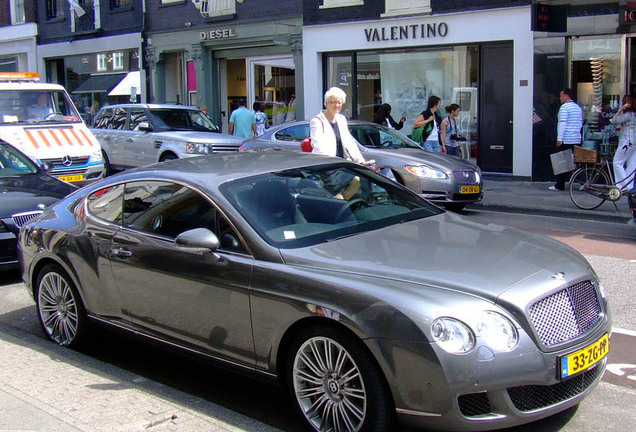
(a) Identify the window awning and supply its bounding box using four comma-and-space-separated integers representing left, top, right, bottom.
108, 71, 141, 96
72, 73, 126, 94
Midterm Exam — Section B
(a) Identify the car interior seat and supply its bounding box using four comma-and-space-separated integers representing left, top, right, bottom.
245, 180, 306, 231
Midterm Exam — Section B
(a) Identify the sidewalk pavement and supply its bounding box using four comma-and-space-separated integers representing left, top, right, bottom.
469, 176, 633, 223
0, 324, 281, 432
0, 177, 632, 432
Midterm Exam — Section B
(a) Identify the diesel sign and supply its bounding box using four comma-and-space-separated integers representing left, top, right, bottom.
200, 29, 236, 40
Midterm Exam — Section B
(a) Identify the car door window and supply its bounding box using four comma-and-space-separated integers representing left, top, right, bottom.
86, 184, 125, 224
129, 108, 149, 131
121, 180, 246, 253
274, 124, 310, 142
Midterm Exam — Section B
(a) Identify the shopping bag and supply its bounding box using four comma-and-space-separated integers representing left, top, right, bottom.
550, 148, 575, 175
409, 126, 425, 143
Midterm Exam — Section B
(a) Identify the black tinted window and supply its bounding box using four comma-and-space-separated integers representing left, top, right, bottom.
122, 181, 246, 252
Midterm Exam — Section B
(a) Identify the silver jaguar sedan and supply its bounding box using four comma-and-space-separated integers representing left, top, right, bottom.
18, 152, 610, 432
240, 120, 483, 211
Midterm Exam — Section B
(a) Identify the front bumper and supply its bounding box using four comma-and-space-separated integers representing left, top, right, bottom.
371, 318, 611, 431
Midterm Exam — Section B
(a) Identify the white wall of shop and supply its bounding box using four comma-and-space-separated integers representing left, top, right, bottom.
0, 23, 38, 71
303, 6, 534, 177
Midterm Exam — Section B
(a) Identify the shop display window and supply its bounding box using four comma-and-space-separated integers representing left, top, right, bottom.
571, 37, 623, 156
252, 60, 296, 126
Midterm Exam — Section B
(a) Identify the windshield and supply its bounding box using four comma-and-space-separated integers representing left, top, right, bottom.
349, 124, 421, 149
0, 143, 39, 176
0, 90, 82, 125
148, 108, 220, 132
221, 162, 442, 248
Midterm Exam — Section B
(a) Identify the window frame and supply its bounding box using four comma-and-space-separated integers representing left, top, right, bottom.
10, 0, 26, 25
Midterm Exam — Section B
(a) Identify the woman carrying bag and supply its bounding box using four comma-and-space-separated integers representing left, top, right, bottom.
412, 95, 443, 152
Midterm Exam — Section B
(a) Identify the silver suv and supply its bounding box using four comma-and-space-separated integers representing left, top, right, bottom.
91, 104, 244, 173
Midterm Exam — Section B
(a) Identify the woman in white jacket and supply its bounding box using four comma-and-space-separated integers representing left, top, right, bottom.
310, 87, 372, 198
310, 87, 372, 165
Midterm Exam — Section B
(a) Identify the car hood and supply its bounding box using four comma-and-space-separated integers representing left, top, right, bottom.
0, 174, 75, 217
365, 146, 478, 171
153, 130, 245, 144
279, 212, 591, 304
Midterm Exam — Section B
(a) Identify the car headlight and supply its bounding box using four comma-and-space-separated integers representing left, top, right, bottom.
406, 165, 448, 179
91, 149, 103, 163
431, 317, 475, 354
186, 142, 213, 154
477, 312, 518, 352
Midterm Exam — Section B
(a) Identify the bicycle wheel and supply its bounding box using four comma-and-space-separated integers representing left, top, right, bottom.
569, 166, 610, 210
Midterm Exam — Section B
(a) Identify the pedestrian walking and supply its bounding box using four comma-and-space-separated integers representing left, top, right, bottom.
228, 99, 256, 139
373, 103, 405, 130
609, 95, 636, 191
253, 101, 268, 136
413, 96, 443, 152
549, 88, 583, 191
440, 103, 463, 157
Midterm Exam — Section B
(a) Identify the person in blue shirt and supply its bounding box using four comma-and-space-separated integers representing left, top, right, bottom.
229, 99, 256, 139
28, 92, 53, 119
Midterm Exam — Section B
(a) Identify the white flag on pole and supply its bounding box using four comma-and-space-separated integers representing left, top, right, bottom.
67, 0, 86, 17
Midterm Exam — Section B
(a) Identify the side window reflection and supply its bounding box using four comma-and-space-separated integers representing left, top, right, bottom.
121, 180, 247, 253
86, 184, 125, 224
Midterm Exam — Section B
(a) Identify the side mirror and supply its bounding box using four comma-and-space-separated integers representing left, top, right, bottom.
40, 161, 55, 172
136, 121, 152, 132
175, 228, 220, 252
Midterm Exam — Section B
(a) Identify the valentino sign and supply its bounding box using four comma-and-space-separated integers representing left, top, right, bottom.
364, 22, 448, 42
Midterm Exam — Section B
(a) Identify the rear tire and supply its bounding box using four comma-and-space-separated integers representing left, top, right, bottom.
569, 167, 610, 210
35, 264, 86, 348
287, 325, 394, 432
102, 150, 113, 177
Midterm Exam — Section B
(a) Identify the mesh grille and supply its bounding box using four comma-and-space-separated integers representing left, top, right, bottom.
528, 281, 601, 346
452, 170, 479, 184
11, 211, 43, 227
508, 364, 603, 412
458, 392, 492, 417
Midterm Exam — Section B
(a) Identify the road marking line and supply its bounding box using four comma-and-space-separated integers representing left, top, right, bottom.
613, 327, 636, 337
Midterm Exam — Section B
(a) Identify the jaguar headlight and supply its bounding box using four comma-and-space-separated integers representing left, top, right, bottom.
186, 142, 213, 154
431, 317, 475, 354
406, 165, 448, 179
477, 312, 518, 352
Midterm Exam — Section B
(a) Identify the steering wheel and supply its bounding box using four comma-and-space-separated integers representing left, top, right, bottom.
334, 198, 369, 222
44, 111, 63, 120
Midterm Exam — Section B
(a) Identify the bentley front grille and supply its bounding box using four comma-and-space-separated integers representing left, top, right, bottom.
528, 281, 601, 347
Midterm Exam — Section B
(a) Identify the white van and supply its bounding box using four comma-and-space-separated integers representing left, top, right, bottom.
0, 72, 104, 185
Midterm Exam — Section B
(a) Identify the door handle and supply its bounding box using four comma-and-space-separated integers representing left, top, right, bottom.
127, 138, 134, 142
111, 247, 132, 257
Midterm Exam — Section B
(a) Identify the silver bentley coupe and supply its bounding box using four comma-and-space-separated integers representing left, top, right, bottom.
18, 152, 611, 432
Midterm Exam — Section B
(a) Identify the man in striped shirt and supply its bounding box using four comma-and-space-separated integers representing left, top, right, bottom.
550, 88, 583, 191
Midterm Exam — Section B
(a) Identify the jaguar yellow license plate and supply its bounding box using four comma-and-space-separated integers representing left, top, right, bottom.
460, 185, 480, 194
58, 174, 84, 183
559, 333, 609, 380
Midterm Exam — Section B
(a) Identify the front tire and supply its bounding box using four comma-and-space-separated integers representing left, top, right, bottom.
287, 326, 393, 432
35, 264, 86, 347
569, 167, 610, 210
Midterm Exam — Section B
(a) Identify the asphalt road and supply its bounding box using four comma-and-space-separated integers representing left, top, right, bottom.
0, 209, 634, 432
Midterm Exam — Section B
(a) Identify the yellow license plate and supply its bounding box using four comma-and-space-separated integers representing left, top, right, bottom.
559, 333, 609, 380
460, 185, 480, 194
58, 174, 84, 183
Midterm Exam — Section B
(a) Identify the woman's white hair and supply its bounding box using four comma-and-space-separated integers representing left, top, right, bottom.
324, 87, 347, 106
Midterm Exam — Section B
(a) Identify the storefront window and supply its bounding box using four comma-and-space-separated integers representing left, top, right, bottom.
325, 55, 354, 118
571, 37, 623, 155
252, 59, 296, 126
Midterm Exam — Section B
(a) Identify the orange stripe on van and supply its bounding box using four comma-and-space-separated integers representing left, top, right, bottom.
78, 129, 95, 147
37, 130, 52, 147
48, 129, 65, 147
59, 129, 75, 147
69, 128, 89, 147
24, 130, 40, 149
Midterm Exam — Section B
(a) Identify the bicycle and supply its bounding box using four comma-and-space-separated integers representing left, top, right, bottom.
568, 146, 636, 210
